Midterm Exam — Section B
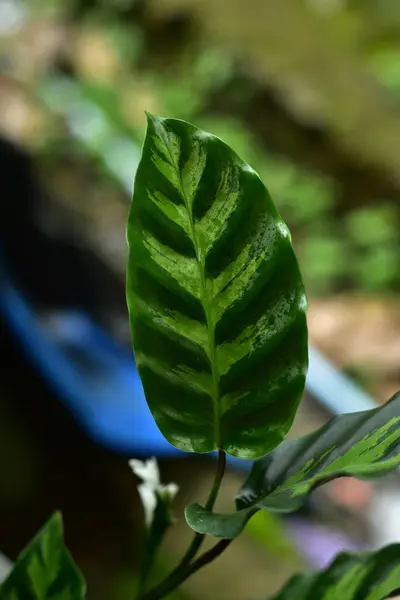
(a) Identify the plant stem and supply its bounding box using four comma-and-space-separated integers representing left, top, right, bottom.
140, 539, 232, 600
178, 449, 226, 567
135, 537, 154, 599
205, 450, 227, 511
138, 450, 226, 600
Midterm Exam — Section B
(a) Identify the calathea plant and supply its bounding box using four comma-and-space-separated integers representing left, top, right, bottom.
1, 115, 399, 599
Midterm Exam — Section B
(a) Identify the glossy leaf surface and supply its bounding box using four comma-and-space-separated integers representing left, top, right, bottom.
186, 392, 400, 537
126, 114, 308, 458
0, 512, 86, 599
265, 544, 400, 600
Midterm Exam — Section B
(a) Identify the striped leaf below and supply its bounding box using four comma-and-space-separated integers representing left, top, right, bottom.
265, 544, 400, 600
185, 392, 400, 538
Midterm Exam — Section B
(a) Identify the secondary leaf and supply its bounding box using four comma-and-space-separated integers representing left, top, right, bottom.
126, 113, 308, 458
264, 544, 400, 600
185, 392, 400, 537
0, 512, 86, 600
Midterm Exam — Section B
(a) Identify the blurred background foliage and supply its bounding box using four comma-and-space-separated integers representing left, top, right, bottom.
0, 0, 399, 599
2, 0, 399, 297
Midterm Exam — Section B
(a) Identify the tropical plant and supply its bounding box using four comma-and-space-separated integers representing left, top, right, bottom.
1, 115, 399, 600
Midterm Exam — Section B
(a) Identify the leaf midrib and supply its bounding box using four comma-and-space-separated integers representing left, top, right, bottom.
159, 128, 221, 448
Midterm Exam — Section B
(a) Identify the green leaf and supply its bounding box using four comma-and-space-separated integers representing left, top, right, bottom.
185, 392, 400, 538
264, 544, 400, 600
126, 113, 308, 458
0, 512, 86, 600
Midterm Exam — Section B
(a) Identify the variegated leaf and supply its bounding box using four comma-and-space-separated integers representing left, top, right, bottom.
126, 114, 308, 458
0, 512, 85, 600
264, 544, 400, 600
185, 392, 400, 537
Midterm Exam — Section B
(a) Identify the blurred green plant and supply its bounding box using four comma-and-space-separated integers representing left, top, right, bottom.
266, 543, 400, 600
32, 15, 398, 297
12, 0, 400, 299
0, 513, 85, 599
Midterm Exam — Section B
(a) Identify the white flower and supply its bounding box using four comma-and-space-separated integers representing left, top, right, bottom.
130, 457, 160, 489
129, 457, 179, 526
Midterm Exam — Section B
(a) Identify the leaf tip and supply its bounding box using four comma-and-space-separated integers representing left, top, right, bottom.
145, 111, 162, 126
47, 510, 63, 531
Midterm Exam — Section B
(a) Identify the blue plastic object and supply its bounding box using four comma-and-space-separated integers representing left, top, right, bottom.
0, 259, 183, 458
307, 345, 377, 413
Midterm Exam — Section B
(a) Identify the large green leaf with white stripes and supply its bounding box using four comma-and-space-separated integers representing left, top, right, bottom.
0, 512, 85, 599
185, 392, 400, 537
265, 544, 400, 600
126, 114, 308, 458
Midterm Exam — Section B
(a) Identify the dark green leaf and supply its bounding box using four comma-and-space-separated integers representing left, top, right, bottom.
126, 113, 308, 458
185, 392, 400, 537
264, 544, 400, 600
0, 512, 86, 600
